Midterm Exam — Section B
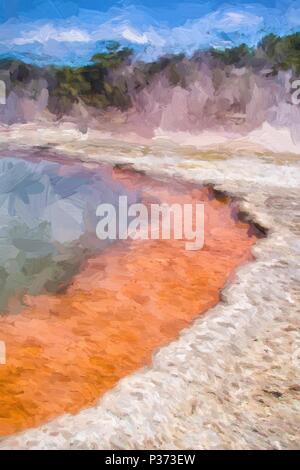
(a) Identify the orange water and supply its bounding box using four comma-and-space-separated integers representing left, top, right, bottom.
0, 167, 258, 437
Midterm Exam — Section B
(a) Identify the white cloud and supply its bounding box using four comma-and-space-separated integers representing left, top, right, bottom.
13, 24, 91, 45
56, 29, 91, 43
7, 6, 264, 51
226, 11, 257, 25
0, 2, 298, 63
121, 27, 149, 44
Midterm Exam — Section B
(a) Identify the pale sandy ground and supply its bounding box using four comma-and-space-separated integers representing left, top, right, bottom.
0, 123, 299, 449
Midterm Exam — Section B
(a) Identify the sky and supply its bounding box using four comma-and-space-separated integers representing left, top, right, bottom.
0, 0, 299, 65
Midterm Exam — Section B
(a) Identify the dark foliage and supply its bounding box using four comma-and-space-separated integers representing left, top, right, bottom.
0, 33, 299, 117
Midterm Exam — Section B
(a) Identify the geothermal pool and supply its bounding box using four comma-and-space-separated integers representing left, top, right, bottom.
0, 152, 260, 437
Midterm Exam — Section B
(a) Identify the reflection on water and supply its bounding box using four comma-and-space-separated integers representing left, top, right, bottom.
0, 156, 138, 312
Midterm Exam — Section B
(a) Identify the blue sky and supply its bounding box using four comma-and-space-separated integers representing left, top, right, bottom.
0, 1, 299, 65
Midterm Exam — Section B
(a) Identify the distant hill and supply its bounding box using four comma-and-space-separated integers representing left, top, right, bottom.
0, 33, 299, 138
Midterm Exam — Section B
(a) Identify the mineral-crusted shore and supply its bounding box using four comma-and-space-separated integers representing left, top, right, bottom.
0, 124, 299, 449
